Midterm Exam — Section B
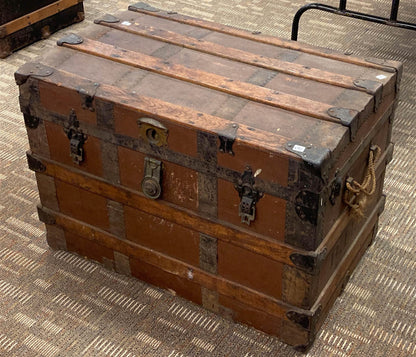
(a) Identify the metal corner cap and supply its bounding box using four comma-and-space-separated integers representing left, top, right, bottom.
37, 205, 56, 225
15, 62, 54, 85
327, 107, 359, 127
57, 33, 83, 46
353, 79, 383, 94
128, 2, 160, 12
289, 252, 317, 274
94, 14, 120, 24
26, 151, 46, 173
286, 310, 311, 330
286, 141, 331, 171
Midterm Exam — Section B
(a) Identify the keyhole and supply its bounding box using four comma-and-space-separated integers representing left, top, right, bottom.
146, 128, 160, 144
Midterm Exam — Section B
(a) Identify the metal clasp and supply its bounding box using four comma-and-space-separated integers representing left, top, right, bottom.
235, 167, 263, 225
69, 133, 85, 165
63, 109, 87, 165
141, 157, 162, 199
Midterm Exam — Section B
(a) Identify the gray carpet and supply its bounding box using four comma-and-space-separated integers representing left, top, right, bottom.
0, 0, 415, 356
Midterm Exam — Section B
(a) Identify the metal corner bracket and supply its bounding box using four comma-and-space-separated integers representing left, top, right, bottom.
94, 14, 120, 24
128, 2, 160, 12
57, 33, 83, 46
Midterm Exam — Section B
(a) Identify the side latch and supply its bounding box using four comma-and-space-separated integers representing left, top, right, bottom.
63, 109, 87, 165
235, 167, 264, 225
329, 177, 342, 205
141, 157, 162, 199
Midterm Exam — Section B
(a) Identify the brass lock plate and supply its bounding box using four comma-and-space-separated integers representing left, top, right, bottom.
137, 117, 168, 147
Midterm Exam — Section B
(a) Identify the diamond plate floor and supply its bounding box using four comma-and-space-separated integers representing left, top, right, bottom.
0, 0, 415, 356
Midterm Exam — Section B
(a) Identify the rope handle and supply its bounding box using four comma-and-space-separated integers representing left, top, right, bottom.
344, 145, 381, 217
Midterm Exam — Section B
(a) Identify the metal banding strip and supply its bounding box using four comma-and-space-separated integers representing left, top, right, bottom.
96, 20, 364, 92
60, 38, 344, 123
127, 3, 401, 72
29, 152, 308, 268
37, 204, 310, 321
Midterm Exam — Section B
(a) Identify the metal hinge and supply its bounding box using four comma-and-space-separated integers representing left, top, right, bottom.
63, 109, 87, 164
235, 167, 263, 225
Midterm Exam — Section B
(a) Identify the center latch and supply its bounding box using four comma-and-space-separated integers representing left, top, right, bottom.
235, 167, 264, 225
141, 157, 163, 199
63, 109, 87, 165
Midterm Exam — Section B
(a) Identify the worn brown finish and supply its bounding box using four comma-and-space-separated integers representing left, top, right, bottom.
17, 5, 401, 350
0, 0, 84, 58
218, 240, 283, 299
124, 205, 200, 266
29, 146, 388, 309
55, 179, 110, 231
99, 20, 362, 91
61, 38, 352, 122
128, 4, 402, 73
0, 0, 82, 36
35, 192, 382, 349
29, 153, 302, 267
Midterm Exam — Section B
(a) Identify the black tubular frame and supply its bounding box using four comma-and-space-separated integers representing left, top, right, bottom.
291, 0, 416, 41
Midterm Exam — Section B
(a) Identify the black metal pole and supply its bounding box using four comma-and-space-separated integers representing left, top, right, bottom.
291, 1, 416, 41
339, 0, 347, 12
390, 0, 400, 21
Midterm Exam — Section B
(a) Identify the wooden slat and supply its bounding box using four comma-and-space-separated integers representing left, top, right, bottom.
61, 38, 342, 123
41, 205, 308, 321
128, 5, 401, 72
98, 21, 361, 92
34, 153, 310, 267
0, 0, 81, 38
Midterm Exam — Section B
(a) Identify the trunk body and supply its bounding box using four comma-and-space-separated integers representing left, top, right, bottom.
0, 0, 84, 58
16, 3, 401, 351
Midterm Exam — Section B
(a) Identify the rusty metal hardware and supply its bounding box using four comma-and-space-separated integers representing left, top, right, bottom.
329, 178, 342, 205
138, 118, 168, 146
285, 141, 331, 179
77, 82, 99, 112
57, 33, 83, 46
295, 190, 319, 225
63, 109, 87, 164
218, 123, 239, 155
128, 2, 160, 12
23, 114, 40, 129
235, 167, 264, 225
141, 157, 162, 199
26, 152, 46, 173
94, 14, 120, 24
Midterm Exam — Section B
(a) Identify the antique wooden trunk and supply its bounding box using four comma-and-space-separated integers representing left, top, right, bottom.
16, 2, 401, 351
0, 0, 84, 58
